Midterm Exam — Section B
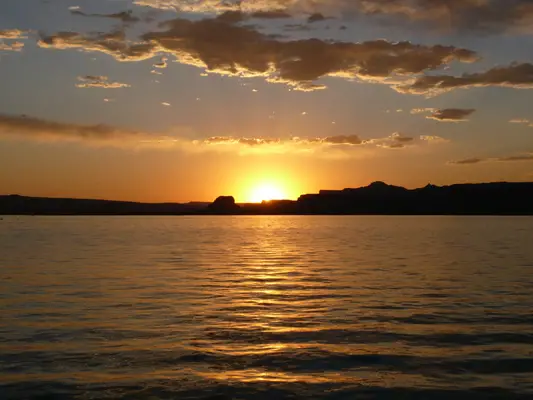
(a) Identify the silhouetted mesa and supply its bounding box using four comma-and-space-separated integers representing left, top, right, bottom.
207, 196, 240, 214
1, 182, 533, 215
294, 181, 533, 215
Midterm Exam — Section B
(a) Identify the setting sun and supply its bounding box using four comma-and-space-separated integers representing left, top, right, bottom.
249, 184, 287, 203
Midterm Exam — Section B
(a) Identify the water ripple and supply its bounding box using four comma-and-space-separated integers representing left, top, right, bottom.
1, 216, 533, 399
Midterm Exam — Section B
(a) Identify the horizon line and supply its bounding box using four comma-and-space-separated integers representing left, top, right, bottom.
2, 180, 532, 205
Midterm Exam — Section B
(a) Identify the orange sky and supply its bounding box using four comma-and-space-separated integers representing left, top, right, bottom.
1, 1, 533, 202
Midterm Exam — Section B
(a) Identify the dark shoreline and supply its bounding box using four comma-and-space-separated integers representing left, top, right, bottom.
2, 181, 533, 216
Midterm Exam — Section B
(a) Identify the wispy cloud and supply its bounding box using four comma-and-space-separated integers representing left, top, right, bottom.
0, 29, 27, 39
449, 157, 485, 165
70, 9, 140, 24
509, 118, 530, 124
38, 31, 159, 62
76, 76, 131, 89
0, 29, 27, 52
398, 63, 533, 96
0, 114, 154, 148
450, 153, 533, 165
0, 41, 24, 51
0, 112, 449, 159
420, 135, 450, 144
363, 132, 415, 149
427, 108, 476, 122
411, 108, 436, 114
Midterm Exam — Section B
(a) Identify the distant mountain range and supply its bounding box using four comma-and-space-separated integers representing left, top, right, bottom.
2, 181, 533, 215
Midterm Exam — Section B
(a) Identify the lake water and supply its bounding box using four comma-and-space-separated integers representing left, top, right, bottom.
1, 216, 533, 399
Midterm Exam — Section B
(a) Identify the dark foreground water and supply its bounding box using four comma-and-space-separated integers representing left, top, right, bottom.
1, 216, 533, 399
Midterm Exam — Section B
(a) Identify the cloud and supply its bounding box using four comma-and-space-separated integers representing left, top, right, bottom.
289, 135, 363, 145
70, 9, 140, 23
0, 41, 24, 52
352, 0, 533, 34
497, 154, 533, 162
509, 118, 530, 124
138, 16, 477, 91
39, 14, 477, 91
132, 0, 533, 34
398, 63, 533, 95
0, 113, 446, 157
0, 29, 27, 39
427, 108, 476, 122
153, 57, 168, 68
411, 108, 436, 114
449, 157, 485, 165
252, 10, 292, 19
0, 113, 202, 150
450, 153, 533, 165
200, 133, 409, 156
0, 29, 27, 52
362, 132, 415, 148
307, 13, 327, 23
204, 136, 281, 146
0, 113, 143, 145
323, 135, 362, 145
76, 76, 131, 89
203, 133, 415, 148
420, 135, 450, 143
38, 31, 159, 62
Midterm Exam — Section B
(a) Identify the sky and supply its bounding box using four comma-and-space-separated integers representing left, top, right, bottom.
0, 0, 532, 203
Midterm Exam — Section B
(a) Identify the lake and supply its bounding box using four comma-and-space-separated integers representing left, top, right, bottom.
1, 216, 533, 399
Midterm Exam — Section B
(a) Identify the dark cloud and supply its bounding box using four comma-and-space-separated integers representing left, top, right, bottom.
450, 153, 533, 165
252, 10, 292, 19
398, 63, 533, 95
427, 108, 476, 122
214, 10, 248, 24
307, 13, 327, 23
497, 154, 533, 162
135, 1, 533, 34
449, 157, 485, 165
71, 9, 140, 24
394, 134, 414, 143
323, 135, 362, 145
213, 9, 291, 24
354, 0, 533, 34
139, 16, 477, 90
39, 15, 477, 91
0, 113, 140, 142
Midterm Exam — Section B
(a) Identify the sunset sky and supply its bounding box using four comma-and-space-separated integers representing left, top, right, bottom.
1, 0, 533, 202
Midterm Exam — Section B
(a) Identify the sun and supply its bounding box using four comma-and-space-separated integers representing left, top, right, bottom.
249, 183, 287, 203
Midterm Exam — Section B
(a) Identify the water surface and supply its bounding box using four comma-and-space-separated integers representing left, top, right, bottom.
1, 216, 533, 399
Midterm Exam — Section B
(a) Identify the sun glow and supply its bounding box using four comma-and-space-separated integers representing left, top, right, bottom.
249, 183, 287, 203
